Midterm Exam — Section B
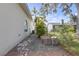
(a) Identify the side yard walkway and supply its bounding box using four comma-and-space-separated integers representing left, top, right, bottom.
6, 34, 71, 56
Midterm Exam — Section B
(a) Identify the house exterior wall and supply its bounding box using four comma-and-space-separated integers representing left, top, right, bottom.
0, 3, 32, 55
48, 24, 53, 32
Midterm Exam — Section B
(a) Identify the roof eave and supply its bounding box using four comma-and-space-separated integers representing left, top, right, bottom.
18, 3, 32, 20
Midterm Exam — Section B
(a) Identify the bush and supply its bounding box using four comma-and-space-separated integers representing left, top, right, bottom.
35, 17, 47, 38
49, 24, 75, 46
49, 24, 79, 55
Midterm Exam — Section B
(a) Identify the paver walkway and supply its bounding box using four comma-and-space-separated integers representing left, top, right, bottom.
6, 34, 71, 56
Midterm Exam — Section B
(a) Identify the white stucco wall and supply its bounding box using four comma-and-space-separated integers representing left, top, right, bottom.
0, 3, 32, 55
48, 24, 53, 32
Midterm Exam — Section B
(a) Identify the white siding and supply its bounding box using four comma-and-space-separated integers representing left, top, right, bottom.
0, 3, 32, 55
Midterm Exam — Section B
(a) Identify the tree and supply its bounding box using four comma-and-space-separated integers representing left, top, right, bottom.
35, 17, 48, 38
32, 7, 47, 22
40, 3, 78, 33
32, 7, 38, 18
40, 3, 77, 22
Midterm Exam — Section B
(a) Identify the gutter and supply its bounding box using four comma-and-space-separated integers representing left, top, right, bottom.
18, 3, 32, 20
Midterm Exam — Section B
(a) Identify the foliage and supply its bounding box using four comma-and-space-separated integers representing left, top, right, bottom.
32, 7, 48, 22
35, 17, 48, 38
40, 3, 77, 22
49, 24, 79, 55
48, 32, 59, 37
32, 7, 38, 17
40, 3, 73, 15
49, 24, 75, 46
39, 3, 79, 55
63, 41, 79, 55
56, 25, 75, 45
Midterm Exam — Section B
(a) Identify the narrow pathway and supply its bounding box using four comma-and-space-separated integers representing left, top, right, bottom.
6, 34, 71, 56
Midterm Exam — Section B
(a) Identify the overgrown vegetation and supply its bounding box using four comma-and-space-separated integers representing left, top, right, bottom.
32, 3, 79, 55
49, 24, 79, 55
35, 17, 47, 38
56, 25, 75, 45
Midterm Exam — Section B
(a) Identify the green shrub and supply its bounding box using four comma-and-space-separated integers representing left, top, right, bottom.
49, 24, 79, 55
35, 17, 47, 38
49, 24, 75, 45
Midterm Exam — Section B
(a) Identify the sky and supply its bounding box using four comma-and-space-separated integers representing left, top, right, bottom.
28, 3, 77, 23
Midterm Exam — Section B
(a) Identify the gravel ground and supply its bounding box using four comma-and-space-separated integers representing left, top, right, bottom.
6, 34, 71, 56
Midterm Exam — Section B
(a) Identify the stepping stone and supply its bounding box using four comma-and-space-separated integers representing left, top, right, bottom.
27, 39, 32, 43
18, 49, 30, 56
17, 46, 22, 51
17, 41, 29, 47
18, 47, 30, 56
17, 43, 23, 47
23, 41, 29, 46
17, 46, 30, 52
21, 47, 29, 51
